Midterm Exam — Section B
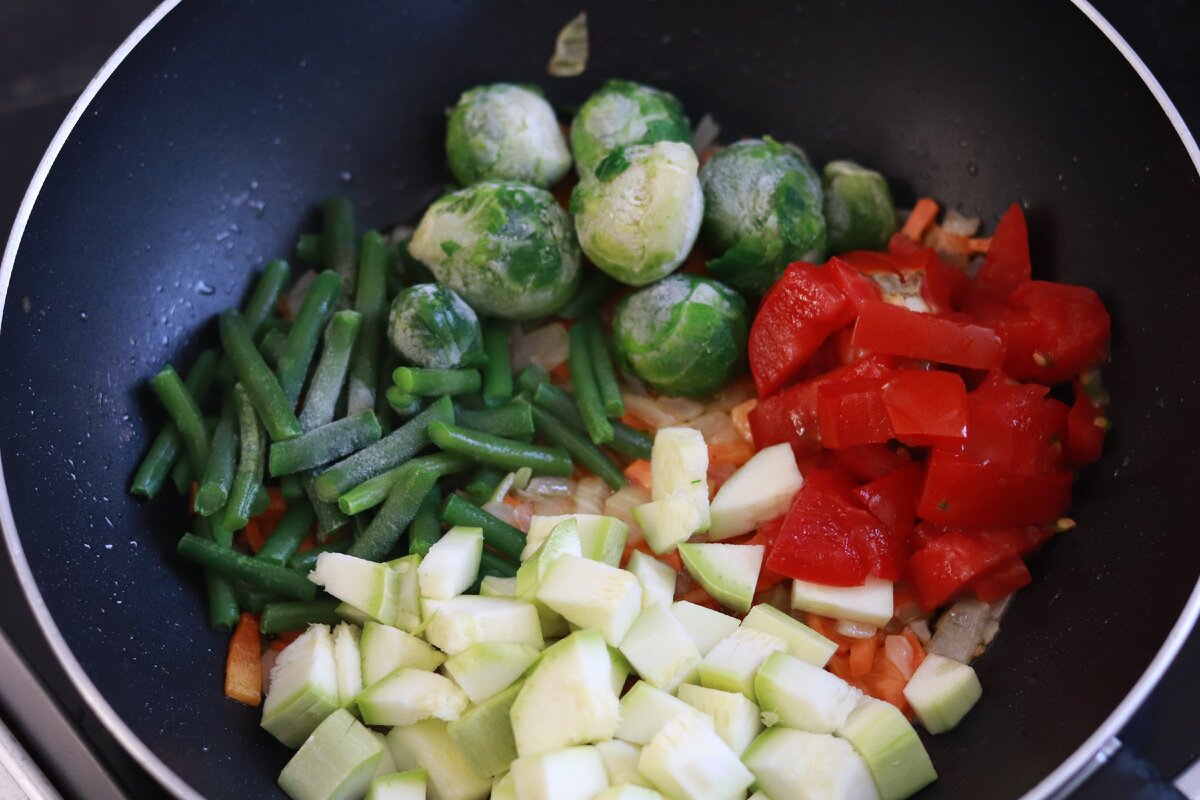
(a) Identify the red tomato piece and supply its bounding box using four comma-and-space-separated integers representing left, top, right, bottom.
817, 378, 893, 449
827, 257, 883, 311
886, 235, 968, 312
948, 374, 1069, 475
833, 443, 912, 483
749, 262, 857, 397
1067, 379, 1108, 465
971, 557, 1032, 603
971, 203, 1031, 300
917, 452, 1073, 527
907, 525, 1049, 609
851, 300, 1005, 370
880, 370, 969, 442
854, 462, 924, 538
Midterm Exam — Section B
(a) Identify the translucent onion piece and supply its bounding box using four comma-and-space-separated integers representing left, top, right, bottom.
573, 476, 611, 516
511, 502, 535, 532
692, 113, 721, 155
884, 634, 917, 680
709, 378, 757, 413
510, 322, 569, 373
894, 601, 924, 626
941, 209, 982, 237
261, 648, 278, 694
621, 392, 705, 429
483, 500, 519, 528
532, 496, 574, 518
517, 476, 573, 499
930, 598, 990, 663
836, 620, 879, 639
604, 483, 650, 540
547, 12, 588, 77
908, 619, 933, 645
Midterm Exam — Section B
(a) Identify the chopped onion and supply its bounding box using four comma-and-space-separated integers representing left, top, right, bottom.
511, 502, 535, 532
894, 600, 924, 626
692, 113, 721, 155
689, 411, 739, 445
261, 648, 278, 694
532, 496, 574, 517
604, 483, 650, 538
981, 594, 1014, 645
621, 392, 705, 429
284, 269, 317, 319
517, 476, 573, 499
547, 12, 588, 77
510, 323, 569, 373
884, 634, 917, 680
941, 209, 981, 237
908, 619, 933, 645
573, 476, 611, 515
930, 598, 990, 663
836, 620, 878, 639
489, 472, 517, 504
710, 379, 757, 412
482, 501, 519, 528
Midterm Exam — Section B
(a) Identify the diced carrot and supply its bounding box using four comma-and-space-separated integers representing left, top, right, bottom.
618, 411, 654, 433
708, 439, 755, 469
225, 613, 263, 707
502, 494, 520, 507
967, 237, 993, 254
804, 613, 851, 656
826, 653, 855, 684
730, 399, 757, 446
270, 629, 303, 651
901, 198, 940, 242
188, 482, 199, 515
624, 459, 653, 490
849, 635, 880, 678
678, 585, 720, 610
244, 519, 266, 554
862, 651, 913, 717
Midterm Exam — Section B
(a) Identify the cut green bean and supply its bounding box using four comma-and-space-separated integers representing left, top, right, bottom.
287, 537, 351, 572
194, 518, 240, 630
583, 316, 625, 418
219, 309, 302, 441
428, 421, 573, 478
269, 410, 381, 477
323, 197, 357, 301
235, 586, 282, 614
338, 452, 471, 516
392, 367, 481, 397
250, 484, 271, 518
386, 387, 425, 418
260, 600, 342, 634
280, 473, 306, 501
516, 364, 551, 396
531, 382, 652, 460
131, 350, 219, 498
298, 310, 362, 431
348, 463, 440, 561
258, 328, 288, 370
567, 323, 613, 445
256, 501, 317, 565
347, 231, 389, 416
296, 232, 323, 265
559, 270, 616, 320
242, 259, 292, 339
481, 320, 513, 408
440, 494, 525, 562
313, 396, 454, 502
171, 457, 193, 497
223, 385, 266, 530
177, 533, 315, 600
195, 396, 239, 516
465, 466, 505, 505
304, 473, 349, 538
479, 548, 518, 579
454, 399, 535, 439
407, 485, 444, 557
530, 403, 625, 490
276, 270, 342, 408
149, 365, 211, 475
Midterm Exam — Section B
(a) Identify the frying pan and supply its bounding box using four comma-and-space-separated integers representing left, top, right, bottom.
2, 1, 1199, 797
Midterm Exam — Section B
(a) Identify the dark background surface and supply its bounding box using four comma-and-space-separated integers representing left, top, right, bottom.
0, 1, 1196, 798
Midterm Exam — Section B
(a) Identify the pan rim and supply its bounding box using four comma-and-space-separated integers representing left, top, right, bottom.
0, 2, 1197, 799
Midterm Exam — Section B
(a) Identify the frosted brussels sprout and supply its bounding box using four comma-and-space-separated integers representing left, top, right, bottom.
571, 142, 704, 287
822, 160, 897, 253
700, 138, 827, 296
570, 79, 692, 175
612, 274, 748, 397
446, 83, 572, 188
408, 180, 581, 321
388, 284, 484, 370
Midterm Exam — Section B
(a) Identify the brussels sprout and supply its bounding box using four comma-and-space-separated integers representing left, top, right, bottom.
699, 138, 827, 296
408, 180, 581, 321
571, 142, 704, 287
570, 79, 692, 175
388, 283, 484, 370
446, 83, 572, 188
822, 160, 897, 253
612, 274, 748, 397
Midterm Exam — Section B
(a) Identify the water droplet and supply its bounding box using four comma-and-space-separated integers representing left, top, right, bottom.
966, 162, 979, 176
196, 280, 215, 295
79, 311, 88, 320
339, 170, 353, 184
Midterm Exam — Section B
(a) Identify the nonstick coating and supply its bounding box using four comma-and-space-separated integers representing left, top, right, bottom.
2, 1, 1199, 797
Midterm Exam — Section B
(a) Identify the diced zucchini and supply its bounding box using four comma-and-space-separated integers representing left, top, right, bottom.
743, 727, 878, 800
594, 740, 652, 788
902, 653, 982, 734
625, 550, 677, 608
740, 604, 837, 667
697, 628, 786, 702
670, 601, 740, 657
357, 667, 468, 726
370, 732, 397, 780
360, 621, 446, 687
424, 595, 544, 655
790, 577, 893, 628
650, 427, 710, 532
525, 514, 630, 566
479, 575, 516, 597
418, 526, 483, 600
748, 793, 769, 800
335, 602, 372, 626
365, 768, 427, 800
675, 684, 762, 756
262, 624, 340, 747
836, 697, 937, 800
632, 493, 701, 555
386, 554, 423, 633
677, 542, 763, 613
594, 786, 663, 800
610, 646, 633, 696
387, 719, 491, 800
754, 651, 861, 733
638, 713, 753, 800
446, 680, 522, 777
536, 555, 642, 645
310, 553, 399, 625
510, 745, 609, 800
616, 681, 712, 746
516, 518, 582, 639
617, 604, 701, 693
331, 623, 363, 709
277, 708, 384, 800
491, 772, 515, 800
707, 443, 803, 540
443, 642, 540, 704
510, 629, 620, 756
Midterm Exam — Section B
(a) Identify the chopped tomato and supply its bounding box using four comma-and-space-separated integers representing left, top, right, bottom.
816, 378, 893, 449
885, 235, 969, 312
908, 525, 1050, 610
826, 256, 883, 310
832, 444, 911, 483
880, 370, 969, 443
917, 453, 1073, 527
854, 462, 923, 538
971, 557, 1032, 602
1067, 378, 1108, 465
851, 300, 1005, 370
970, 203, 1030, 300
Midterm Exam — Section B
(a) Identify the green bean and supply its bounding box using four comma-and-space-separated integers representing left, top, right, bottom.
269, 411, 381, 476
280, 473, 306, 501
177, 533, 315, 600
260, 600, 342, 634
407, 485, 444, 557
250, 484, 271, 518
242, 260, 292, 339
235, 586, 281, 614
323, 197, 357, 301
256, 501, 316, 565
304, 473, 349, 538
428, 421, 573, 478
516, 364, 551, 396
171, 457, 193, 497
376, 345, 401, 434
454, 399, 535, 438
195, 396, 239, 516
219, 309, 302, 441
194, 518, 241, 630
392, 367, 481, 397
296, 233, 323, 266
149, 365, 211, 475
276, 270, 342, 408
223, 385, 266, 530
583, 316, 625, 418
287, 537, 351, 573
348, 463, 441, 561
464, 466, 505, 505
338, 453, 471, 516
347, 231, 389, 416
559, 270, 616, 320
530, 404, 625, 490
313, 396, 454, 502
481, 320, 513, 408
298, 310, 362, 431
567, 323, 613, 445
131, 350, 219, 498
440, 494, 525, 562
479, 548, 518, 579
531, 382, 652, 460
258, 328, 288, 370
386, 387, 425, 418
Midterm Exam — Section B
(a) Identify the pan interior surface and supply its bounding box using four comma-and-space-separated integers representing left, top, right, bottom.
1, 1, 1198, 797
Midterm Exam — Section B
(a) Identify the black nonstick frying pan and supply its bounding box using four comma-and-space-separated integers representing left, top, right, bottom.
2, 1, 1199, 798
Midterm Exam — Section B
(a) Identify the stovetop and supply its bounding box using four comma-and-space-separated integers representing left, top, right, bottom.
0, 1, 1197, 798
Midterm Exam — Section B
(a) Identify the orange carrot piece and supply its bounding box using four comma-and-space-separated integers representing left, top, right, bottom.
624, 459, 653, 490
270, 629, 303, 651
708, 439, 755, 469
967, 236, 993, 254
293, 528, 318, 554
849, 636, 880, 678
225, 613, 263, 707
618, 412, 654, 433
244, 519, 266, 554
901, 198, 940, 242
265, 487, 287, 515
